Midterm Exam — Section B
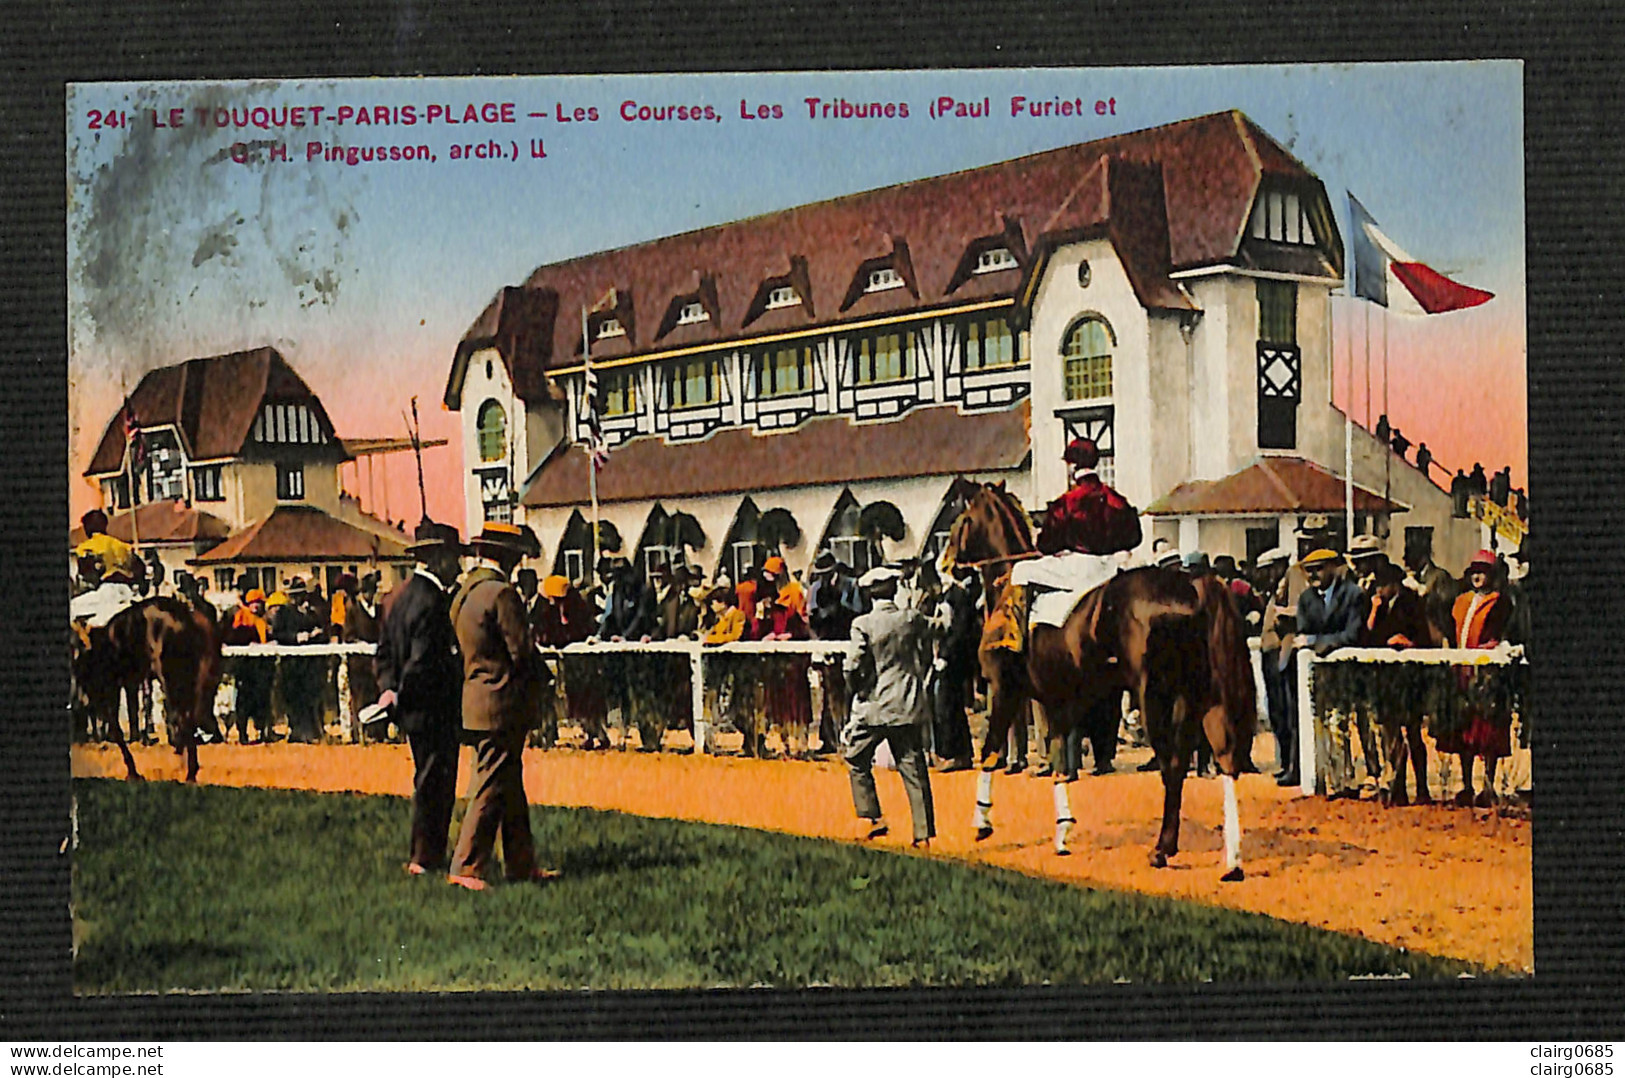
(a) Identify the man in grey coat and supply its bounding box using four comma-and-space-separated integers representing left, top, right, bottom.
843, 566, 937, 847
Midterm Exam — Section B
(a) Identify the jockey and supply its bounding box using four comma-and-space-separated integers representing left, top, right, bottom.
995, 440, 1144, 654
1036, 439, 1143, 556
74, 508, 138, 586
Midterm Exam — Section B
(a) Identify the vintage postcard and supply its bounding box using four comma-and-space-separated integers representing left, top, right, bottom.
65, 63, 1529, 992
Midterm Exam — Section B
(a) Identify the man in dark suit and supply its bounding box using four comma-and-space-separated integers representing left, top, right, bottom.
1293, 548, 1371, 799
930, 564, 980, 772
374, 521, 465, 877
342, 572, 384, 743
1361, 558, 1440, 806
447, 521, 556, 890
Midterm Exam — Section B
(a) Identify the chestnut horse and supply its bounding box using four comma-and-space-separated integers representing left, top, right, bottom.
945, 482, 1255, 880
71, 596, 222, 783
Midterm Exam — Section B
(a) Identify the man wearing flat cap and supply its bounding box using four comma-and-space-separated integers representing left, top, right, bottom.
1294, 548, 1373, 799
375, 520, 466, 875
447, 521, 557, 889
842, 565, 936, 847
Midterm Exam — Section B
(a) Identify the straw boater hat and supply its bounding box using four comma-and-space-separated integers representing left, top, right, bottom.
1154, 547, 1183, 568
1348, 534, 1385, 562
470, 520, 540, 559
1299, 549, 1343, 569
858, 565, 901, 589
1256, 548, 1290, 568
407, 519, 466, 556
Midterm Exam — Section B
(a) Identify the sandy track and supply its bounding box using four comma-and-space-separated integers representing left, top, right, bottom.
72, 737, 1531, 972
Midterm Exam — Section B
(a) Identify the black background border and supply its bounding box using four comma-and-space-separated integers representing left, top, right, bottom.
3, 0, 1622, 1041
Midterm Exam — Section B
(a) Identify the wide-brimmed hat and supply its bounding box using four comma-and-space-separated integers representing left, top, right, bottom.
408, 519, 466, 556
244, 588, 267, 604
1299, 548, 1343, 569
1370, 559, 1406, 586
1154, 549, 1183, 568
542, 574, 570, 599
762, 555, 786, 575
283, 576, 308, 596
1466, 549, 1498, 574
811, 551, 837, 573
470, 520, 540, 558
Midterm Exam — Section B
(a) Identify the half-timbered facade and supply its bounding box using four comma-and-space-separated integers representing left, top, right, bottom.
445, 110, 1488, 583
79, 347, 412, 596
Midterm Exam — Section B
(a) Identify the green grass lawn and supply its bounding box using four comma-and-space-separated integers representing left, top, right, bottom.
72, 779, 1474, 991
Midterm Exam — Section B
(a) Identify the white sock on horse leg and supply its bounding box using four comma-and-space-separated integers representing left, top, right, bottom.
1053, 781, 1075, 853
1222, 773, 1241, 871
974, 770, 994, 831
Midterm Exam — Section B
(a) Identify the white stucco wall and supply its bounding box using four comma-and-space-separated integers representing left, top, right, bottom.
1027, 239, 1150, 513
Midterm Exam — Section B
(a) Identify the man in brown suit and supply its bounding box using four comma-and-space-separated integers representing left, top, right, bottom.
447, 521, 556, 890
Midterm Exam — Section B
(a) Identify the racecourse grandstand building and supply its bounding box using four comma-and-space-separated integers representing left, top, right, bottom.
76, 347, 415, 596
445, 110, 1493, 584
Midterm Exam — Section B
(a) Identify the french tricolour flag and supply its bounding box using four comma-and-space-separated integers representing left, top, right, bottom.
1349, 192, 1494, 315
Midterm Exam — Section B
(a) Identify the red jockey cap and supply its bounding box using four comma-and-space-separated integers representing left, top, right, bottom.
1064, 438, 1100, 469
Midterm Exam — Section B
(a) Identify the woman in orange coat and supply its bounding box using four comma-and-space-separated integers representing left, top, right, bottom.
1440, 550, 1513, 807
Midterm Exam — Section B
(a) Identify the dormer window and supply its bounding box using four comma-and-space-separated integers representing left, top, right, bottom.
596, 317, 625, 340
865, 267, 903, 293
676, 301, 708, 326
766, 285, 799, 310
1249, 190, 1317, 246
975, 247, 1018, 274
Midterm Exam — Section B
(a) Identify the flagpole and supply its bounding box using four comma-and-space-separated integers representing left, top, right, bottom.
584, 304, 601, 587
1345, 301, 1356, 546
1382, 309, 1391, 511
121, 390, 142, 563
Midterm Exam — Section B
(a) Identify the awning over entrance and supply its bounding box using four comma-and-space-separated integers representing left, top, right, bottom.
1144, 456, 1407, 516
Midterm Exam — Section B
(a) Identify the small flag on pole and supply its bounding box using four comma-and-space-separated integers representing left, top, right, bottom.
1349, 193, 1494, 315
582, 289, 618, 473
122, 398, 147, 471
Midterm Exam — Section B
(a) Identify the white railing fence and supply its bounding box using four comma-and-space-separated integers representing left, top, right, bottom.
216, 639, 857, 751
1293, 644, 1529, 799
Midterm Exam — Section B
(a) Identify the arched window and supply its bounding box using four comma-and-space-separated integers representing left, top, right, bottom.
1062, 317, 1113, 401
477, 399, 507, 462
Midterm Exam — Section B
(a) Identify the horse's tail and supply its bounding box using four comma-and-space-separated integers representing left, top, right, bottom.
1194, 576, 1258, 769
1139, 585, 1213, 746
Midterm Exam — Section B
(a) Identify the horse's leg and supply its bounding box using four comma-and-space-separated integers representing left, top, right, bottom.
1147, 689, 1190, 867
973, 650, 1021, 840
1198, 700, 1245, 880
108, 682, 142, 782
973, 768, 995, 841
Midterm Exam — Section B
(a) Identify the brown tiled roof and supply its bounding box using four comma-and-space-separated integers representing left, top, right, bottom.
1144, 457, 1408, 516
522, 401, 1031, 508
191, 505, 410, 564
85, 347, 345, 476
449, 110, 1339, 407
68, 500, 232, 546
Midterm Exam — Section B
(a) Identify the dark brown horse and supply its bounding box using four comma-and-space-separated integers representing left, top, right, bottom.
944, 482, 1256, 880
71, 596, 223, 783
